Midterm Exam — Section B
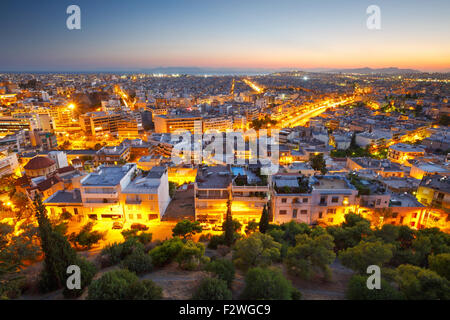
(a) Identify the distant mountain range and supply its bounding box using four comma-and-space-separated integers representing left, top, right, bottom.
139, 66, 423, 75
321, 67, 422, 74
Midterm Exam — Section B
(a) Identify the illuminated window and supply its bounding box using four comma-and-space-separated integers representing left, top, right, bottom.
281, 198, 287, 203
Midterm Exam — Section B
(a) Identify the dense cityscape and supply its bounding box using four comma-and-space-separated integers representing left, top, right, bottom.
0, 0, 449, 306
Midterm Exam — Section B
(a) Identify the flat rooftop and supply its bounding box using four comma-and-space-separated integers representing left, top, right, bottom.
82, 164, 134, 187
44, 189, 82, 204
196, 165, 231, 189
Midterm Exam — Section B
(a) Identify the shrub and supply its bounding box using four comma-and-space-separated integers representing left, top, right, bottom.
122, 229, 153, 245
149, 238, 184, 267
428, 253, 450, 281
233, 232, 281, 270
99, 240, 143, 267
205, 259, 235, 288
207, 235, 225, 249
346, 275, 404, 300
192, 277, 232, 300
176, 240, 205, 270
63, 257, 98, 298
121, 248, 153, 275
87, 269, 162, 300
395, 264, 450, 300
241, 267, 296, 300
339, 241, 394, 273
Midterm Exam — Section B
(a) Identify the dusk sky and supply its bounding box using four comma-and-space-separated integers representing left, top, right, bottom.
1, 0, 449, 72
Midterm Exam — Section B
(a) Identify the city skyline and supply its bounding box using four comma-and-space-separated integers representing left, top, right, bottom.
1, 0, 450, 72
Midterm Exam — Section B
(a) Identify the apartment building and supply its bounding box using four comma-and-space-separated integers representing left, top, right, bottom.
272, 175, 358, 225
95, 145, 130, 165
44, 164, 170, 223
388, 143, 425, 166
154, 114, 202, 134
416, 175, 450, 210
194, 165, 231, 224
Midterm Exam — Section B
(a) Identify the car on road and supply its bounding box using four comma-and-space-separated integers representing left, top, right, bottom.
112, 222, 123, 230
131, 223, 149, 231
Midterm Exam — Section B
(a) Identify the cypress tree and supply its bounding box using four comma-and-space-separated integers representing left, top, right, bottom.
34, 195, 77, 292
224, 199, 234, 246
259, 204, 269, 234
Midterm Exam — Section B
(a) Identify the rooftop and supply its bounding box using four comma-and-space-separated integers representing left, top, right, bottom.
196, 165, 231, 189
420, 175, 450, 193
81, 164, 135, 187
44, 189, 82, 204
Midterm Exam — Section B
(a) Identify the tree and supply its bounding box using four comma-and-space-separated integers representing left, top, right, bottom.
245, 221, 259, 235
309, 153, 327, 174
395, 264, 450, 300
192, 277, 232, 300
100, 239, 144, 267
176, 240, 206, 270
339, 241, 394, 274
241, 267, 298, 300
149, 238, 184, 267
327, 213, 373, 251
172, 220, 202, 240
428, 253, 450, 281
69, 221, 105, 250
87, 269, 162, 300
224, 199, 234, 246
169, 181, 177, 198
34, 196, 78, 292
233, 232, 281, 270
346, 274, 404, 300
121, 247, 153, 275
286, 233, 336, 281
205, 259, 235, 288
259, 204, 270, 234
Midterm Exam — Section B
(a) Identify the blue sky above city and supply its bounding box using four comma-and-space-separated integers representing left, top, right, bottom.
1, 0, 449, 72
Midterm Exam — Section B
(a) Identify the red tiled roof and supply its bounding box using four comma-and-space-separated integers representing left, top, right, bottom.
24, 156, 55, 170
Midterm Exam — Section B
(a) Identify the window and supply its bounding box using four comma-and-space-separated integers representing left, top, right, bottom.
293, 198, 299, 204
331, 196, 339, 203
376, 199, 381, 205
327, 208, 336, 214
328, 218, 334, 223
300, 210, 308, 215
74, 208, 78, 215
319, 212, 323, 218
129, 214, 134, 219
303, 198, 308, 203
281, 198, 287, 203
293, 209, 297, 218
50, 208, 55, 216
412, 212, 417, 218
137, 214, 142, 219
410, 222, 415, 227
279, 210, 287, 215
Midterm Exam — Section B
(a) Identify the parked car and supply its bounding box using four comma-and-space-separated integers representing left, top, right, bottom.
130, 223, 149, 231
112, 222, 123, 230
